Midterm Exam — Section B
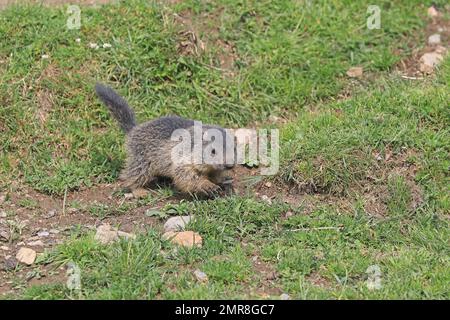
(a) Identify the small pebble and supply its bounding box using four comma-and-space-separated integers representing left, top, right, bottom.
280, 293, 291, 300
428, 34, 441, 45
193, 269, 208, 283
37, 231, 50, 237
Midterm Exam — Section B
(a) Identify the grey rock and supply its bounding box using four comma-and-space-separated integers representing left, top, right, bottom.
280, 293, 291, 300
193, 269, 208, 283
94, 224, 136, 244
428, 34, 441, 45
0, 228, 9, 242
37, 230, 50, 237
163, 215, 195, 232
43, 210, 57, 219
1, 257, 18, 271
27, 240, 45, 247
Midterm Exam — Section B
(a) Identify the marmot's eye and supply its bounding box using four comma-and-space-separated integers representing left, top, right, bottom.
211, 149, 216, 155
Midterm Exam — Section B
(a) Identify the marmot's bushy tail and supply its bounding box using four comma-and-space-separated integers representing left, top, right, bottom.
95, 83, 136, 133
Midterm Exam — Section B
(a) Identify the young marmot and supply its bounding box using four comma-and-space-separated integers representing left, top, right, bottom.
95, 83, 235, 195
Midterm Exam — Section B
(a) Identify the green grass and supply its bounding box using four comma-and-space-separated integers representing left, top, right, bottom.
0, 0, 449, 299
0, 0, 433, 194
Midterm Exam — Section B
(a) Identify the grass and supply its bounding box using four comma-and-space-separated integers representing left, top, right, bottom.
0, 0, 431, 194
0, 0, 449, 299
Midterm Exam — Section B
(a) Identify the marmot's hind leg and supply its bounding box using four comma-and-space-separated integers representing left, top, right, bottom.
119, 160, 155, 190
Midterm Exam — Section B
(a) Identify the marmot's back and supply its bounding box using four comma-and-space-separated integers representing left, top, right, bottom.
131, 116, 195, 140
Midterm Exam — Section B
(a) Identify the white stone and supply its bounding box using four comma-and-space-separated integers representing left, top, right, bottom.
89, 42, 99, 50
261, 195, 272, 205
37, 231, 50, 237
280, 293, 291, 300
428, 34, 441, 45
193, 269, 208, 283
94, 224, 135, 244
163, 215, 195, 232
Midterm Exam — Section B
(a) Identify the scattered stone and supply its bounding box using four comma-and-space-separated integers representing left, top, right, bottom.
1, 246, 9, 251
164, 215, 195, 232
162, 231, 203, 248
16, 247, 37, 265
427, 6, 439, 18
75, 38, 81, 43
132, 188, 149, 199
124, 193, 134, 200
419, 52, 444, 74
0, 194, 5, 205
37, 230, 50, 237
41, 54, 49, 59
264, 182, 272, 188
89, 42, 99, 50
27, 240, 44, 247
1, 257, 18, 271
346, 66, 363, 78
280, 293, 291, 300
428, 34, 441, 45
49, 229, 60, 234
435, 46, 447, 55
117, 230, 136, 241
67, 207, 78, 214
43, 209, 56, 219
0, 211, 6, 218
261, 195, 272, 205
285, 211, 294, 218
0, 228, 9, 242
193, 269, 208, 282
102, 43, 112, 49
94, 224, 136, 244
375, 153, 383, 161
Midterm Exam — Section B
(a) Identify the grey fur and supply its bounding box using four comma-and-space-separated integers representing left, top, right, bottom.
95, 83, 235, 195
95, 83, 136, 133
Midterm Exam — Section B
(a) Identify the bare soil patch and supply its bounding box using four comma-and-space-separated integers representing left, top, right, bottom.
173, 8, 238, 76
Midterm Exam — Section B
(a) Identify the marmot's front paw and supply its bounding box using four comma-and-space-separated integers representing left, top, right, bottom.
198, 181, 221, 196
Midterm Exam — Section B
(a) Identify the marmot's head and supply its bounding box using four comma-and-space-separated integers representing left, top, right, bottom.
199, 126, 236, 172
170, 124, 236, 172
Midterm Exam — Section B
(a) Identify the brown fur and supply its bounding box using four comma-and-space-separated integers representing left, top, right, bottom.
95, 83, 234, 196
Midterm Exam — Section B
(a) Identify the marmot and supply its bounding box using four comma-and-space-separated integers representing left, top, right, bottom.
95, 83, 235, 195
